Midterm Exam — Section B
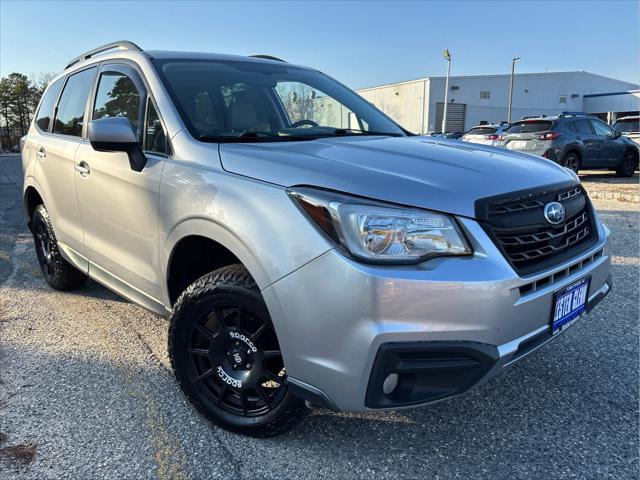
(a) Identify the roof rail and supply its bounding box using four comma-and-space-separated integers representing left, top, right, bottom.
65, 41, 143, 70
558, 111, 594, 118
250, 54, 286, 62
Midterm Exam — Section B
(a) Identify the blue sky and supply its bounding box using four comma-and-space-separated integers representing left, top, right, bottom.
1, 0, 638, 88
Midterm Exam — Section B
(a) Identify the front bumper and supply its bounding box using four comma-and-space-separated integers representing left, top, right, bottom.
262, 217, 612, 411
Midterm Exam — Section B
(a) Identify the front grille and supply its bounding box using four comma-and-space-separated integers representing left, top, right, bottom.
476, 183, 598, 275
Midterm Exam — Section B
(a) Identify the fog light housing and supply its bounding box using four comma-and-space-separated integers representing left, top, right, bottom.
382, 373, 399, 394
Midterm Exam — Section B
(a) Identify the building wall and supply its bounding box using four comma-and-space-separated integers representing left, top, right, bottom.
357, 79, 429, 133
357, 72, 639, 133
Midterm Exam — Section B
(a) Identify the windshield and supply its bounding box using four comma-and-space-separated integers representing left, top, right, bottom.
154, 59, 405, 142
613, 118, 640, 133
505, 120, 553, 133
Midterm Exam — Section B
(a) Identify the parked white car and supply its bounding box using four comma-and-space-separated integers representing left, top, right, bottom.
460, 123, 510, 146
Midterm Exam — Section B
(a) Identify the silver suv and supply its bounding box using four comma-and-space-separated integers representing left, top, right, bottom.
22, 42, 612, 437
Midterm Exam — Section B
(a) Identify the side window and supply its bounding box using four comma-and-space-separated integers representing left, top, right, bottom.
53, 67, 97, 137
574, 120, 593, 135
144, 100, 169, 155
590, 120, 614, 137
93, 70, 143, 139
35, 78, 64, 132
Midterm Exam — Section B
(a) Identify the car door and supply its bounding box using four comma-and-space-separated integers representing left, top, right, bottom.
74, 63, 170, 311
590, 119, 626, 166
33, 67, 98, 271
572, 119, 599, 167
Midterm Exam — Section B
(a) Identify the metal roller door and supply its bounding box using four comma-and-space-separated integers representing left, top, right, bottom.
435, 103, 466, 132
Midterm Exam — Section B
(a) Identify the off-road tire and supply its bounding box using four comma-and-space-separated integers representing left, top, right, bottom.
32, 204, 87, 290
169, 264, 308, 437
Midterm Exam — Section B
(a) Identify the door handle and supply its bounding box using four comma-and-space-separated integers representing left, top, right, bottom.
37, 147, 46, 159
74, 161, 90, 177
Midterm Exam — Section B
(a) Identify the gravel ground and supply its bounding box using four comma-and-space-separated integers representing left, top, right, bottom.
581, 170, 639, 203
0, 154, 638, 479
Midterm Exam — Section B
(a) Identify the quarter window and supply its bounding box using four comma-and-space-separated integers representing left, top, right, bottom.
53, 67, 97, 137
480, 91, 490, 99
35, 78, 64, 132
93, 71, 143, 139
144, 100, 169, 155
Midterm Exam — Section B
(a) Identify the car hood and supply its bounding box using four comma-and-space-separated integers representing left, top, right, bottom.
219, 135, 577, 218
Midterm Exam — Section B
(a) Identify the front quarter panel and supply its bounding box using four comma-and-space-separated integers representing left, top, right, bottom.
159, 132, 332, 308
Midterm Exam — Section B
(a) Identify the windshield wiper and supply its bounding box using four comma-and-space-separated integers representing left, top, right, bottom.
331, 128, 403, 137
198, 133, 315, 143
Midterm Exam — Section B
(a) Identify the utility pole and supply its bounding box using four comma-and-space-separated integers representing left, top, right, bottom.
508, 57, 520, 123
442, 49, 451, 133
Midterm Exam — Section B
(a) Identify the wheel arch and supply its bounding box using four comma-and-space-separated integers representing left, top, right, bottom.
163, 217, 270, 307
23, 181, 46, 228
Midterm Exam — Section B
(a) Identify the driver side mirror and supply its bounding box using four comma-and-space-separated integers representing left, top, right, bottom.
88, 117, 147, 172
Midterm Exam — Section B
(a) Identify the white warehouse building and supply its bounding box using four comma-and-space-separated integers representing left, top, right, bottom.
356, 71, 639, 134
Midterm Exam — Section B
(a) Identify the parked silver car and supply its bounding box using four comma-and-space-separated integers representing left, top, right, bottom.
460, 123, 509, 146
614, 115, 640, 146
22, 42, 612, 437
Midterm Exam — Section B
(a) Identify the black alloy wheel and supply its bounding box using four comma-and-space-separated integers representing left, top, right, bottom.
562, 152, 580, 174
169, 265, 307, 437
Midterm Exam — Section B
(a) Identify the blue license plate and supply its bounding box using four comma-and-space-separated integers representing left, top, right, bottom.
551, 276, 591, 335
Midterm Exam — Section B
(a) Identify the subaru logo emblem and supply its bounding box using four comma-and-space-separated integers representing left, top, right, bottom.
544, 202, 565, 225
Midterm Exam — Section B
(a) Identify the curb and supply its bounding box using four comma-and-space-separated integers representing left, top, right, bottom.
585, 190, 640, 204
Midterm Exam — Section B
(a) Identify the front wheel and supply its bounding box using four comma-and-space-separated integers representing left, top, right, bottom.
615, 150, 638, 177
168, 264, 307, 437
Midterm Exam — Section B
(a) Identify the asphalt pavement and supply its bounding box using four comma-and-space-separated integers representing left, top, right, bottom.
0, 154, 638, 479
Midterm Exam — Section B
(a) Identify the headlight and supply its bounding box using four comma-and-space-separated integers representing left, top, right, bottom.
288, 187, 472, 264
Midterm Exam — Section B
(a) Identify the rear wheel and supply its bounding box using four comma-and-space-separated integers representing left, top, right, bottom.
169, 264, 307, 437
32, 205, 87, 290
562, 151, 580, 174
615, 149, 638, 177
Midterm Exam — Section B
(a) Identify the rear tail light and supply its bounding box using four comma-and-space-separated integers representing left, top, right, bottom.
497, 135, 506, 141
486, 134, 499, 140
535, 132, 561, 141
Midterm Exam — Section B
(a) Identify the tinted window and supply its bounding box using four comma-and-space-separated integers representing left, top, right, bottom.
466, 127, 496, 135
614, 118, 640, 133
93, 71, 143, 138
591, 120, 614, 136
35, 78, 64, 131
53, 67, 97, 137
506, 121, 553, 133
573, 120, 592, 134
144, 100, 169, 155
157, 59, 404, 141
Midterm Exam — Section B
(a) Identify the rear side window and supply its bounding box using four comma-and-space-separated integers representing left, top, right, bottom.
35, 78, 64, 132
466, 127, 496, 135
53, 67, 97, 137
573, 120, 593, 135
93, 71, 143, 138
506, 121, 553, 133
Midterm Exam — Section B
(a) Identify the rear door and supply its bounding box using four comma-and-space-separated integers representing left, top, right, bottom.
572, 119, 598, 166
590, 119, 625, 166
74, 63, 169, 309
33, 67, 98, 270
